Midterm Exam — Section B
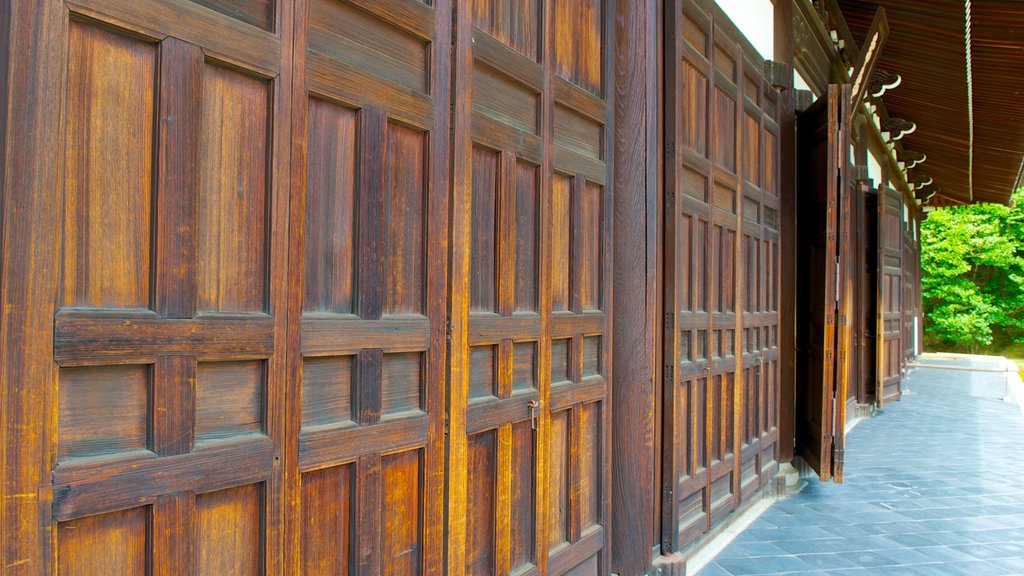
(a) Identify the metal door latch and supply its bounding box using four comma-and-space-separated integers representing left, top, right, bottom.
527, 400, 539, 430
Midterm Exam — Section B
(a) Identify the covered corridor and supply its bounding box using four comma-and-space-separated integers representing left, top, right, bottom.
697, 356, 1024, 575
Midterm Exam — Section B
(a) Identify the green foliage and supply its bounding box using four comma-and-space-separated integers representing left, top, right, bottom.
921, 188, 1024, 349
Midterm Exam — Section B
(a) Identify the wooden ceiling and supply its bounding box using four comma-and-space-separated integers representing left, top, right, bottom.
837, 0, 1024, 205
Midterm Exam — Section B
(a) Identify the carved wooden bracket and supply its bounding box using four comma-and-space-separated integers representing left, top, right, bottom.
869, 69, 901, 98
901, 149, 927, 169
882, 117, 916, 141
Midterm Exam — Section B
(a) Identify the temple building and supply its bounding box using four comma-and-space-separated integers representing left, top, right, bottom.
1, 0, 1022, 574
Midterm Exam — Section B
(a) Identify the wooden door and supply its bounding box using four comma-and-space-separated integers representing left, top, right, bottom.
662, 0, 780, 553
902, 212, 919, 363
48, 3, 293, 574
877, 184, 903, 406
737, 52, 782, 506
287, 1, 451, 573
449, 1, 612, 574
794, 84, 851, 483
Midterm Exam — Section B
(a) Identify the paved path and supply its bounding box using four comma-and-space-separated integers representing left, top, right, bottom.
697, 356, 1024, 575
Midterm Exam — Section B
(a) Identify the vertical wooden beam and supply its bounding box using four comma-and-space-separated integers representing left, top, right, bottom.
358, 106, 388, 321
355, 454, 383, 575
154, 38, 201, 320
446, 2, 474, 573
0, 1, 66, 572
151, 492, 196, 576
774, 0, 798, 464
153, 356, 197, 456
611, 0, 658, 572
356, 348, 383, 426
422, 3, 452, 571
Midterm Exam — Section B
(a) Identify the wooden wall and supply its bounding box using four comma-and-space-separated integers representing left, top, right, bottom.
0, 0, 614, 574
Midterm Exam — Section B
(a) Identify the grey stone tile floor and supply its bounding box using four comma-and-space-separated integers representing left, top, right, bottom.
697, 356, 1024, 575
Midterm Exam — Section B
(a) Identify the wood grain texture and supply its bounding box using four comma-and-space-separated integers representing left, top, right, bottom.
303, 98, 357, 314
154, 38, 202, 319
610, 0, 656, 570
58, 365, 150, 461
63, 22, 155, 310
195, 484, 264, 576
198, 63, 268, 313
300, 464, 353, 575
57, 507, 148, 576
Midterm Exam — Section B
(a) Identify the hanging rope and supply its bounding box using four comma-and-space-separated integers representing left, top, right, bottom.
965, 0, 976, 201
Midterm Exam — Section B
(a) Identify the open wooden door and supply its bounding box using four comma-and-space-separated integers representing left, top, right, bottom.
794, 84, 851, 483
877, 184, 903, 406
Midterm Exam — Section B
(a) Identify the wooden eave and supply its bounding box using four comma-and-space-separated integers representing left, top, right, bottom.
791, 1, 916, 207
838, 0, 1024, 206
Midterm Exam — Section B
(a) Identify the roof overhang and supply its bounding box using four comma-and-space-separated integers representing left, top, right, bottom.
837, 0, 1024, 206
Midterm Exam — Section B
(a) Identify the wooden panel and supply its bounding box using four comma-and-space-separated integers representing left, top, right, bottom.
58, 365, 149, 461
579, 182, 603, 311
510, 420, 536, 571
714, 88, 736, 173
552, 338, 571, 384
680, 60, 708, 156
515, 162, 540, 311
579, 402, 600, 529
188, 0, 274, 31
57, 507, 148, 576
583, 336, 601, 377
467, 431, 496, 574
63, 22, 154, 310
548, 410, 570, 550
552, 173, 572, 311
474, 64, 539, 134
195, 360, 264, 442
381, 352, 423, 416
555, 105, 603, 161
382, 449, 422, 574
470, 0, 539, 60
302, 356, 354, 428
553, 0, 602, 94
195, 484, 263, 576
308, 0, 429, 93
304, 98, 357, 314
301, 464, 353, 575
198, 64, 268, 313
469, 345, 497, 400
512, 341, 537, 391
471, 146, 500, 312
385, 122, 426, 315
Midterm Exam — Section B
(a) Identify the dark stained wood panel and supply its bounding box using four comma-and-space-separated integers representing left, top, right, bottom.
877, 184, 902, 406
189, 0, 274, 31
303, 98, 357, 314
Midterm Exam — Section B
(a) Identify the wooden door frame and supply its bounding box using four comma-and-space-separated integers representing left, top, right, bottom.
0, 1, 66, 571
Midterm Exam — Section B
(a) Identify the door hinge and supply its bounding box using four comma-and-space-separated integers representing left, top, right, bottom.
445, 315, 453, 343
665, 311, 674, 331
833, 446, 844, 474
665, 364, 675, 380
835, 257, 841, 303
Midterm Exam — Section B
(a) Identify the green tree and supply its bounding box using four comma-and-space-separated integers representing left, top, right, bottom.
921, 188, 1024, 350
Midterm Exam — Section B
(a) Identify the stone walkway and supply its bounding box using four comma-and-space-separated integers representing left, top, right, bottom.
697, 355, 1024, 575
